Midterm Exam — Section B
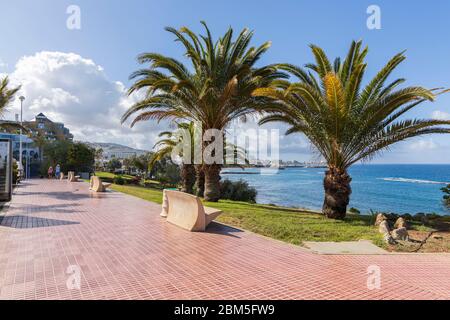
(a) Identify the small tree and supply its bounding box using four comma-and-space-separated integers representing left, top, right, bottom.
106, 158, 122, 173
150, 155, 180, 186
41, 140, 72, 175
131, 152, 153, 179
94, 148, 104, 170
67, 142, 95, 173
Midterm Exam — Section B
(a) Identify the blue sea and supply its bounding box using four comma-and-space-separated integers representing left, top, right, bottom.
221, 164, 450, 215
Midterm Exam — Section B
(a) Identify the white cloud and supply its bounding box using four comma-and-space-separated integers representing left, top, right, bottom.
408, 138, 438, 151
5, 51, 169, 150
0, 58, 7, 69
431, 110, 450, 120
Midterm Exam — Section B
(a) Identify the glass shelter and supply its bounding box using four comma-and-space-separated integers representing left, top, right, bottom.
0, 138, 12, 202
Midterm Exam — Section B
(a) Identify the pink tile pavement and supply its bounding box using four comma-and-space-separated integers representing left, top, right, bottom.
0, 179, 449, 300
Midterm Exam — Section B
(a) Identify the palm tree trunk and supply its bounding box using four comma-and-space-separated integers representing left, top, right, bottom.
194, 165, 205, 197
180, 164, 195, 194
322, 167, 352, 219
203, 163, 221, 202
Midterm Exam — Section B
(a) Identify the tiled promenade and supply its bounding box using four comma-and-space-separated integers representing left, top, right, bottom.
0, 179, 449, 300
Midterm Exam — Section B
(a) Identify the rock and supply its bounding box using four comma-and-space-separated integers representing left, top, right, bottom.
431, 234, 443, 240
394, 217, 408, 229
378, 220, 390, 234
383, 233, 396, 245
392, 227, 409, 241
378, 219, 397, 245
375, 213, 387, 226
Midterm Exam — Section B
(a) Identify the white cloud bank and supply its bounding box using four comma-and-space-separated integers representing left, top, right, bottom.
2, 51, 448, 163
408, 138, 438, 151
5, 51, 168, 150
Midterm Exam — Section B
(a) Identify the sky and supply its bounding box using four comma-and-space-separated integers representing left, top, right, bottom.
0, 0, 449, 163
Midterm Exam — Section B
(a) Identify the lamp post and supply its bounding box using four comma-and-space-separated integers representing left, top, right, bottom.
19, 96, 25, 179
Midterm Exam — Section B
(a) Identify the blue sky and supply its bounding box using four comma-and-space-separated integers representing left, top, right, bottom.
1, 0, 449, 163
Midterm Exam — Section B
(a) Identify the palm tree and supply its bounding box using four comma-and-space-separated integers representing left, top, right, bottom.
150, 122, 196, 194
0, 77, 20, 128
122, 22, 284, 201
151, 121, 249, 195
255, 41, 450, 219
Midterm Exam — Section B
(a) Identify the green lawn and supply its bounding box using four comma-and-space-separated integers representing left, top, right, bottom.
96, 171, 161, 187
96, 171, 136, 181
108, 183, 385, 247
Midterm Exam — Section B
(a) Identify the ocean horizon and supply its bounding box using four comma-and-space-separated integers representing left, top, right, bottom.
221, 164, 450, 215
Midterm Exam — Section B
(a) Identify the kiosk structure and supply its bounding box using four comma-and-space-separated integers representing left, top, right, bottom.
0, 138, 12, 202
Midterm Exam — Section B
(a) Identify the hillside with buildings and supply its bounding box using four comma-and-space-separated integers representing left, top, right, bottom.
83, 142, 148, 160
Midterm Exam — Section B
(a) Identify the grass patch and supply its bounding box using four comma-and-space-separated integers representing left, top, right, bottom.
96, 171, 135, 181
108, 183, 385, 247
96, 171, 161, 187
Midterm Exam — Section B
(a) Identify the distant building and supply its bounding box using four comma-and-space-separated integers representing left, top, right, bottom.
24, 113, 73, 141
84, 142, 148, 161
0, 132, 38, 161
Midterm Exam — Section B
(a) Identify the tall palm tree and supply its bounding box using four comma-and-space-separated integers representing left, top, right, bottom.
0, 77, 20, 127
150, 122, 197, 194
122, 22, 284, 201
255, 41, 450, 219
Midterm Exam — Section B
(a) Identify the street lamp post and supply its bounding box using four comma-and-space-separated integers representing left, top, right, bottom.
19, 96, 25, 179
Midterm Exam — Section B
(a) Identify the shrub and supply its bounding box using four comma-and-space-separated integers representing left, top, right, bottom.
401, 213, 412, 220
219, 179, 257, 203
106, 159, 122, 173
151, 156, 180, 186
129, 176, 141, 185
113, 176, 125, 185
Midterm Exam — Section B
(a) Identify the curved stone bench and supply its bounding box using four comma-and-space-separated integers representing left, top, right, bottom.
67, 171, 80, 182
164, 190, 222, 232
90, 176, 111, 192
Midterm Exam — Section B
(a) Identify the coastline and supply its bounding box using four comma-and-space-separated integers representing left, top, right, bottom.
221, 164, 450, 215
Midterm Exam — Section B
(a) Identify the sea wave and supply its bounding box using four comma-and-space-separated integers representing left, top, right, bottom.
379, 177, 449, 185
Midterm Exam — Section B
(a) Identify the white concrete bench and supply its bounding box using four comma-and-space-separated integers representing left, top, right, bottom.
164, 190, 222, 232
89, 176, 111, 192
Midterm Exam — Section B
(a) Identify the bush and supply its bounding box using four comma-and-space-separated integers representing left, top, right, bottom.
106, 159, 122, 173
129, 176, 141, 185
113, 176, 125, 185
401, 213, 412, 220
219, 179, 257, 203
349, 207, 360, 215
152, 157, 180, 186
